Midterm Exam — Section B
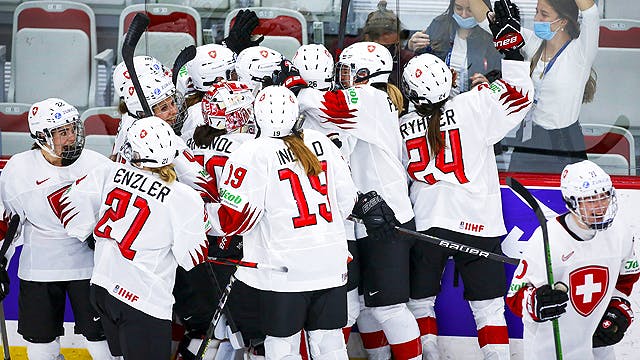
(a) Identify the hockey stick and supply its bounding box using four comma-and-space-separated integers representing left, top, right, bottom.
0, 306, 8, 360
506, 177, 563, 360
171, 45, 196, 86
336, 0, 352, 57
348, 215, 519, 265
207, 257, 289, 273
122, 13, 153, 117
195, 274, 236, 360
0, 215, 18, 360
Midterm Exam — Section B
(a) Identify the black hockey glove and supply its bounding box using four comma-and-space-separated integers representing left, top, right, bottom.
0, 257, 9, 301
352, 191, 399, 240
223, 9, 264, 54
272, 60, 308, 95
526, 283, 569, 322
593, 297, 634, 347
85, 234, 96, 250
488, 0, 525, 61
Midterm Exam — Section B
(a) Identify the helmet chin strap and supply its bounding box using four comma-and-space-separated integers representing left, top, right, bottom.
35, 141, 61, 159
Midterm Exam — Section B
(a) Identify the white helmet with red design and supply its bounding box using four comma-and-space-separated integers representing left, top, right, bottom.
561, 160, 617, 231
401, 53, 452, 106
201, 81, 254, 133
28, 98, 85, 163
253, 86, 300, 138
336, 41, 392, 89
235, 46, 284, 92
123, 72, 176, 115
113, 56, 171, 100
121, 116, 178, 168
187, 44, 237, 91
292, 44, 334, 90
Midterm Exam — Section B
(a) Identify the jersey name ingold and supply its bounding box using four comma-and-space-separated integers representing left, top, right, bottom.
113, 167, 172, 202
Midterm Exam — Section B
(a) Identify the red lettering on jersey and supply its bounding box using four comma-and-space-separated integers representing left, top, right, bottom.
113, 284, 139, 303
569, 265, 609, 317
319, 91, 357, 130
47, 185, 78, 227
514, 259, 528, 279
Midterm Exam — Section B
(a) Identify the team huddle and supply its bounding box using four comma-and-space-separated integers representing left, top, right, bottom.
0, 0, 637, 359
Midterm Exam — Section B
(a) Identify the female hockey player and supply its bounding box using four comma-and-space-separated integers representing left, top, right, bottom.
0, 98, 117, 360
210, 85, 398, 359
63, 117, 210, 360
398, 4, 533, 356
507, 160, 640, 359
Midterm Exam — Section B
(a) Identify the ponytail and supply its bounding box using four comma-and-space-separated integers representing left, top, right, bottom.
150, 164, 177, 184
415, 100, 447, 157
283, 132, 322, 176
371, 82, 404, 114
193, 124, 227, 148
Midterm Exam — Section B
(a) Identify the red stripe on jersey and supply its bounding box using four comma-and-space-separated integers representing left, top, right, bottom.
477, 325, 509, 347
615, 272, 640, 296
320, 91, 357, 130
389, 337, 422, 359
195, 175, 219, 202
416, 316, 438, 336
360, 330, 389, 349
497, 80, 531, 115
506, 285, 529, 318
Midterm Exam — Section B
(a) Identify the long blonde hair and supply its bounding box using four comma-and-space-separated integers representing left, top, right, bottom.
149, 164, 177, 183
283, 132, 322, 176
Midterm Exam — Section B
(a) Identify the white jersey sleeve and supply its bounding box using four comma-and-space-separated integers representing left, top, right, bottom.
173, 136, 218, 202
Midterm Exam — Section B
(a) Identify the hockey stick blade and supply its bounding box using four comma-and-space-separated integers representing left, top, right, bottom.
506, 177, 563, 360
347, 215, 519, 265
207, 257, 288, 273
172, 45, 196, 86
122, 13, 153, 117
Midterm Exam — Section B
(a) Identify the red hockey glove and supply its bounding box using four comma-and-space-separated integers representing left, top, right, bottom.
593, 297, 634, 347
272, 60, 308, 95
223, 9, 264, 54
352, 191, 399, 240
526, 283, 569, 322
488, 0, 525, 60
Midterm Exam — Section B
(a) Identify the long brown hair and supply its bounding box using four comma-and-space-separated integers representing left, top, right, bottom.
415, 99, 448, 157
192, 124, 227, 148
372, 82, 404, 113
283, 132, 322, 176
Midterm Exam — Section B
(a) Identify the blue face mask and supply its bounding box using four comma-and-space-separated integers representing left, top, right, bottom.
452, 13, 478, 29
533, 19, 561, 40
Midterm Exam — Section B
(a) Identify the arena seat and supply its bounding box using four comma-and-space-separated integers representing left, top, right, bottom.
224, 7, 307, 59
8, 1, 111, 109
154, 0, 229, 11
599, 19, 640, 48
81, 106, 121, 136
582, 123, 636, 176
84, 134, 116, 157
118, 3, 203, 68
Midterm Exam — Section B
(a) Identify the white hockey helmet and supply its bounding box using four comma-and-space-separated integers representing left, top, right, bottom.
121, 116, 178, 168
201, 81, 254, 133
402, 54, 452, 106
235, 46, 284, 92
187, 44, 237, 92
124, 72, 176, 115
28, 98, 84, 163
292, 44, 334, 90
113, 56, 170, 100
336, 41, 392, 89
254, 86, 300, 138
560, 160, 618, 231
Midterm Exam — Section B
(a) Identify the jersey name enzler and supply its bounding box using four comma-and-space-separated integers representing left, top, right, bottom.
400, 60, 534, 237
113, 167, 171, 202
0, 149, 111, 281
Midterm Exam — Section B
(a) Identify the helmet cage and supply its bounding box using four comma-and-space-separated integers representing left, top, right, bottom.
565, 189, 618, 231
202, 82, 255, 133
35, 119, 85, 162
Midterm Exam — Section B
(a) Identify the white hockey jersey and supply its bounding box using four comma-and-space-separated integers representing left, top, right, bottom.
0, 149, 110, 281
507, 214, 640, 360
64, 162, 210, 320
113, 113, 218, 202
399, 60, 533, 236
213, 129, 358, 292
180, 102, 206, 145
298, 86, 414, 238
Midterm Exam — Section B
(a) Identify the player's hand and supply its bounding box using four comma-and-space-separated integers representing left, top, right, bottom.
408, 31, 430, 52
527, 282, 569, 322
85, 234, 96, 250
470, 73, 489, 88
352, 191, 399, 240
272, 60, 308, 94
488, 0, 524, 60
223, 9, 264, 54
0, 257, 9, 301
593, 297, 633, 347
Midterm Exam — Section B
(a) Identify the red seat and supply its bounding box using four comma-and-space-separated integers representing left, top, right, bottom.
81, 107, 121, 136
599, 20, 640, 48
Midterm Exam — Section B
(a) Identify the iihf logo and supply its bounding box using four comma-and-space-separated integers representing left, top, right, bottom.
113, 285, 120, 294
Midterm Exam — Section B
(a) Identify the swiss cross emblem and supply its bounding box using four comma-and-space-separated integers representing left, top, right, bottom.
123, 70, 130, 79
140, 129, 147, 138
290, 95, 295, 103
367, 45, 376, 53
415, 68, 423, 78
569, 265, 609, 317
260, 50, 269, 58
128, 87, 135, 96
208, 50, 217, 58
31, 106, 38, 115
259, 93, 266, 101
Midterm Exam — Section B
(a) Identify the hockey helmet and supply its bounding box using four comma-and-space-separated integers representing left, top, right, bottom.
28, 98, 85, 163
401, 53, 452, 106
253, 86, 300, 138
187, 44, 237, 92
121, 116, 178, 168
292, 44, 334, 90
201, 81, 254, 133
335, 41, 392, 89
